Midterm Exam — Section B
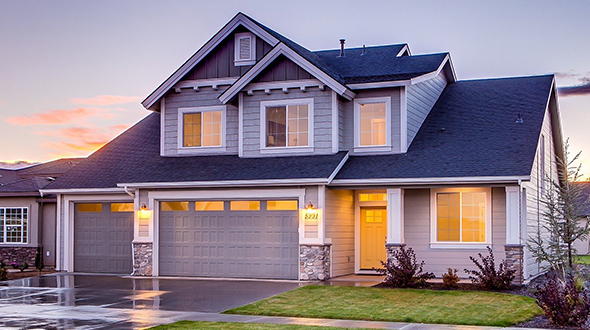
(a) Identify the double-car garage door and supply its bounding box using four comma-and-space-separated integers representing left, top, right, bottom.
159, 200, 299, 279
73, 200, 299, 279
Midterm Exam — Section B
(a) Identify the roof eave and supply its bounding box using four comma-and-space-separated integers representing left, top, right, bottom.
117, 178, 330, 189
330, 175, 531, 186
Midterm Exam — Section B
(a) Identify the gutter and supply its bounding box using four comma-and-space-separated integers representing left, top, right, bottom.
330, 175, 531, 186
40, 187, 128, 195
117, 178, 330, 189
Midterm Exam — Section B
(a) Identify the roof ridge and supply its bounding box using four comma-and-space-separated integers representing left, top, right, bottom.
313, 43, 408, 53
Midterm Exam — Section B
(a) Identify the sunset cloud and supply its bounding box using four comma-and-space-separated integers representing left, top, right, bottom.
38, 124, 131, 156
70, 95, 141, 106
6, 108, 111, 126
558, 78, 590, 97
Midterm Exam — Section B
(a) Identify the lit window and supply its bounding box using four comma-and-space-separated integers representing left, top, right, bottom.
359, 193, 387, 202
230, 201, 260, 211
0, 207, 28, 244
161, 202, 189, 211
196, 201, 224, 211
111, 203, 134, 212
354, 97, 390, 149
436, 191, 487, 243
266, 104, 309, 147
234, 32, 256, 66
78, 203, 102, 212
267, 200, 298, 211
183, 110, 222, 147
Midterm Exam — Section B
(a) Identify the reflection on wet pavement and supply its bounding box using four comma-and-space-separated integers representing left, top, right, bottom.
0, 273, 301, 329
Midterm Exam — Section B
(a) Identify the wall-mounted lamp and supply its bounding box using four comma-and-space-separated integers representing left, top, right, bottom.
140, 203, 148, 211
307, 201, 314, 210
138, 203, 151, 219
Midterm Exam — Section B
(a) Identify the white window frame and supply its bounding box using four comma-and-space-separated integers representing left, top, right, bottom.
234, 32, 256, 66
353, 97, 392, 153
429, 187, 492, 249
0, 207, 28, 244
177, 106, 227, 154
259, 98, 314, 154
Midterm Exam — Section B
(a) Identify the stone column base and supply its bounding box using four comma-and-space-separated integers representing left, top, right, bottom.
299, 244, 331, 281
132, 242, 153, 276
385, 243, 405, 262
505, 245, 524, 284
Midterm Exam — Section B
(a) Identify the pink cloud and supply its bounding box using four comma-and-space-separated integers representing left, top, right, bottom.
6, 108, 111, 126
39, 124, 132, 156
70, 95, 141, 106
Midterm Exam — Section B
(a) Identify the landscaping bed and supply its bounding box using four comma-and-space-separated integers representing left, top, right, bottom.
224, 285, 541, 327
1, 269, 55, 282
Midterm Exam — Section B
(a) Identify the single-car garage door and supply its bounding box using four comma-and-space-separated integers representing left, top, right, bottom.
159, 200, 299, 279
74, 202, 134, 273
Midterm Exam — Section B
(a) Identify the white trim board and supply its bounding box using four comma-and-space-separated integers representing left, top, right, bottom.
142, 13, 279, 110
219, 43, 355, 103
330, 176, 531, 186
117, 178, 330, 189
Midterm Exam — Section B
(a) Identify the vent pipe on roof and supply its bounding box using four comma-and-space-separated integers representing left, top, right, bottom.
339, 39, 346, 57
361, 45, 366, 56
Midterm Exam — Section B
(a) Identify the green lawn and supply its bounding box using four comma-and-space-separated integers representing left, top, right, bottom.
224, 285, 541, 327
574, 254, 590, 264
150, 321, 370, 330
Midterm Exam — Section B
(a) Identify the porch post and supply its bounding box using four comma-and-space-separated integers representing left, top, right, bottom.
386, 188, 404, 259
505, 186, 524, 283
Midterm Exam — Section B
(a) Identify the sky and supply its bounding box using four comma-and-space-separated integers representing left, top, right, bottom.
0, 1, 589, 174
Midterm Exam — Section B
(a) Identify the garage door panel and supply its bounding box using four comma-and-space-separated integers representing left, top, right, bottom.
159, 201, 298, 279
74, 202, 133, 274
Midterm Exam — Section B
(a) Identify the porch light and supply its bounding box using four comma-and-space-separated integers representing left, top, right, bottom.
138, 203, 151, 219
307, 201, 314, 210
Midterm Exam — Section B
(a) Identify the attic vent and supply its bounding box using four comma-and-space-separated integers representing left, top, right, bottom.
239, 38, 251, 60
234, 32, 256, 66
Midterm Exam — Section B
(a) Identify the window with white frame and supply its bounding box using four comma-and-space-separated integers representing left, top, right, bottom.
432, 189, 490, 244
178, 106, 225, 149
261, 99, 313, 149
234, 32, 256, 66
354, 97, 391, 149
0, 207, 28, 244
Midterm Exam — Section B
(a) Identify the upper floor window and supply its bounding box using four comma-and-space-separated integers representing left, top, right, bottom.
430, 188, 491, 247
354, 97, 391, 151
260, 99, 314, 152
0, 207, 28, 244
178, 106, 225, 151
234, 32, 256, 66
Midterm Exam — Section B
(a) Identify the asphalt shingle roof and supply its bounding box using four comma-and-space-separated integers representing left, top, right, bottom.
45, 114, 348, 190
574, 182, 590, 216
335, 75, 554, 180
0, 158, 80, 194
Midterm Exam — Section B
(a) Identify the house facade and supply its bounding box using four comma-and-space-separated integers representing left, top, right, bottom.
42, 13, 562, 283
0, 158, 80, 268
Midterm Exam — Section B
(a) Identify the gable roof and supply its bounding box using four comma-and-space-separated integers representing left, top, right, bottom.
143, 12, 456, 109
43, 113, 349, 190
333, 75, 555, 183
0, 158, 80, 195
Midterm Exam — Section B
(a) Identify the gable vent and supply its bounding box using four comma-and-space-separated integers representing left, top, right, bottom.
239, 37, 251, 60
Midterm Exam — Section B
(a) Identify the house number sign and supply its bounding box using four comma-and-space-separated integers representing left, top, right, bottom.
304, 212, 319, 220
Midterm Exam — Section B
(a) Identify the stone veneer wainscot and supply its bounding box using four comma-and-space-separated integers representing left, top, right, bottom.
300, 244, 330, 280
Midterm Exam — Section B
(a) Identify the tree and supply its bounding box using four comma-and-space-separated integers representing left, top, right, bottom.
527, 141, 590, 274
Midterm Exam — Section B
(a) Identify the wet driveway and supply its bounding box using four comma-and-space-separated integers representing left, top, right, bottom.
0, 273, 302, 329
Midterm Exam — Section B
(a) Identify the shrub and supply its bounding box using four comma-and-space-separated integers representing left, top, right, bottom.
464, 246, 515, 290
535, 271, 590, 327
0, 263, 7, 281
442, 268, 460, 288
35, 252, 44, 271
375, 245, 435, 288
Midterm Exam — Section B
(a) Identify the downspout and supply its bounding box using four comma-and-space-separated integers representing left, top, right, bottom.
124, 186, 135, 198
123, 185, 135, 275
518, 179, 524, 281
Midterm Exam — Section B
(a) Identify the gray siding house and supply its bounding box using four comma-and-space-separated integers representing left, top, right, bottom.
42, 13, 562, 283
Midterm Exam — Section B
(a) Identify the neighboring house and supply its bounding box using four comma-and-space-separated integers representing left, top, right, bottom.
573, 181, 590, 255
0, 158, 81, 268
41, 13, 562, 283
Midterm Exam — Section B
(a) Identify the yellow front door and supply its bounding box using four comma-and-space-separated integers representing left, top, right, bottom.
360, 207, 387, 270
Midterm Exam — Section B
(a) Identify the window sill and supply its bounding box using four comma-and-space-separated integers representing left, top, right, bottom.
177, 146, 227, 155
429, 243, 491, 250
260, 146, 314, 154
234, 60, 255, 66
353, 145, 392, 153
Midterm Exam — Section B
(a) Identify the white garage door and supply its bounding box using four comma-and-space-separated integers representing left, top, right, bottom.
159, 200, 299, 279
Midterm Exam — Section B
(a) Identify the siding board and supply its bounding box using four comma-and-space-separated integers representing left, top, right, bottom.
406, 71, 447, 147
325, 189, 355, 277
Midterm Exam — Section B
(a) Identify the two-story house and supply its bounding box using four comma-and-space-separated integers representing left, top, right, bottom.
42, 13, 562, 283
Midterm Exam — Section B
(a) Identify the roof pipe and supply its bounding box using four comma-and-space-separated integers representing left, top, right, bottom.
338, 39, 346, 57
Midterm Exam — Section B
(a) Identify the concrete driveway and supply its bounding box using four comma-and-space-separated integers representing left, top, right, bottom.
0, 273, 302, 329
